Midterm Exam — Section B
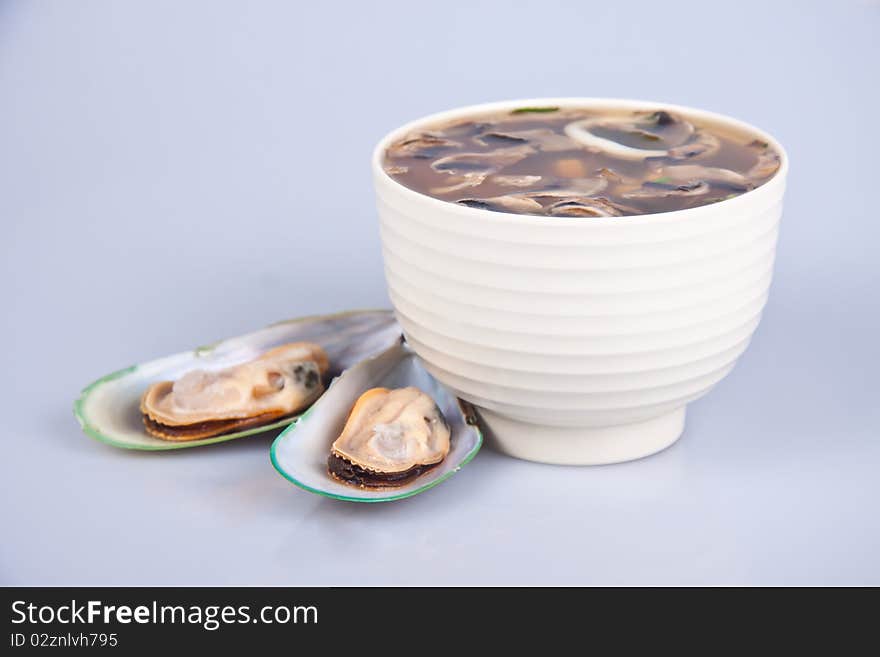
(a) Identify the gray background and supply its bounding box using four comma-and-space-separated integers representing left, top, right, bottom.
1, 0, 878, 585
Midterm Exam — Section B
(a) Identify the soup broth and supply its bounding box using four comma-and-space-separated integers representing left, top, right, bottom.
382, 106, 780, 217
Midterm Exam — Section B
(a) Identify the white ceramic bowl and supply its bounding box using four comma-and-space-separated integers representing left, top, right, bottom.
372, 98, 787, 465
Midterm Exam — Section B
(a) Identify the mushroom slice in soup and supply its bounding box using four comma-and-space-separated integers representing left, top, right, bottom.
746, 140, 782, 180
657, 165, 753, 191
429, 173, 487, 195
383, 164, 409, 176
667, 130, 721, 160
431, 144, 535, 176
525, 176, 608, 201
622, 179, 711, 199
439, 120, 494, 138
636, 110, 697, 143
456, 194, 544, 214
565, 118, 667, 160
474, 128, 576, 152
491, 174, 543, 187
386, 132, 461, 159
547, 197, 632, 217
472, 131, 529, 147
595, 167, 631, 184
563, 110, 695, 161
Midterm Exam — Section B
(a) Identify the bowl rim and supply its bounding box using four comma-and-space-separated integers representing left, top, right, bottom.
371, 97, 788, 227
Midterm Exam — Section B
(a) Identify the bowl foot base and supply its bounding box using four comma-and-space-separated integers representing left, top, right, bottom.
477, 407, 686, 465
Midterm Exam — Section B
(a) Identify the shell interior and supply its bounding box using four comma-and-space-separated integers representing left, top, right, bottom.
74, 310, 402, 450
271, 342, 482, 502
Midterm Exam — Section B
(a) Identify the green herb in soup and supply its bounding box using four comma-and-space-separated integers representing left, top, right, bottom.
382, 107, 781, 217
511, 106, 560, 114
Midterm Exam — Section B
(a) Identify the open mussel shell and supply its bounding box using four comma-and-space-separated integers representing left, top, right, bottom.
74, 310, 402, 450
271, 342, 482, 503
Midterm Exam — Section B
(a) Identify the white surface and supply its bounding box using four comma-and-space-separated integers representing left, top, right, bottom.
374, 98, 785, 464
2, 0, 879, 585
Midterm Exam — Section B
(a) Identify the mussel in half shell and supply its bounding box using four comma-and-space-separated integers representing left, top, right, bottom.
74, 310, 402, 450
140, 342, 329, 441
270, 342, 482, 502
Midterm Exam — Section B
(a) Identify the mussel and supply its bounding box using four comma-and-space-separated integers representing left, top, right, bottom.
74, 310, 403, 450
140, 342, 329, 441
327, 387, 451, 488
271, 342, 482, 502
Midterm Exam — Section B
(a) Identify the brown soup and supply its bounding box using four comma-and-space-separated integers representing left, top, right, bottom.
382, 106, 780, 217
